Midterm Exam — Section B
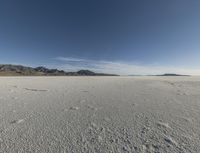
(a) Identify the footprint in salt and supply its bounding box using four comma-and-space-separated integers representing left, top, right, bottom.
69, 106, 79, 110
157, 122, 172, 129
181, 117, 192, 123
132, 103, 139, 107
12, 97, 18, 100
17, 119, 25, 124
10, 119, 25, 124
87, 105, 98, 111
9, 89, 14, 93
63, 108, 68, 112
91, 122, 98, 129
24, 88, 48, 92
164, 136, 178, 146
82, 90, 89, 93
104, 117, 111, 122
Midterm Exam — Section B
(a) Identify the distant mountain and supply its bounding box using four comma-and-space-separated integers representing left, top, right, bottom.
156, 73, 190, 76
0, 64, 118, 76
76, 70, 96, 76
129, 73, 191, 76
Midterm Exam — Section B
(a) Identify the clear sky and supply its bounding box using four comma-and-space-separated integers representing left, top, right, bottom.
1, 0, 200, 75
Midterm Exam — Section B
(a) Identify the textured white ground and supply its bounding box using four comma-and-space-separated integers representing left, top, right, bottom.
0, 77, 200, 153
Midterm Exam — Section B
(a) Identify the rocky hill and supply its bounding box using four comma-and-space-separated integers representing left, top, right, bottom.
0, 64, 118, 76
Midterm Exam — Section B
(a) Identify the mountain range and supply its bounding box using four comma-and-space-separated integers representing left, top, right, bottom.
0, 64, 118, 76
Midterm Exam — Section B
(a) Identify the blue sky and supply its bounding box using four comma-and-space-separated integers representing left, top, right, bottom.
1, 0, 200, 75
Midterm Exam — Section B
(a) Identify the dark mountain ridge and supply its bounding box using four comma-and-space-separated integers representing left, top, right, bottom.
0, 64, 118, 76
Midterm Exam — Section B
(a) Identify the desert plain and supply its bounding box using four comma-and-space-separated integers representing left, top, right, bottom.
0, 76, 200, 153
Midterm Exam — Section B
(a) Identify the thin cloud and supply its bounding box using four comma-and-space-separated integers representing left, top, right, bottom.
54, 56, 200, 75
55, 57, 88, 62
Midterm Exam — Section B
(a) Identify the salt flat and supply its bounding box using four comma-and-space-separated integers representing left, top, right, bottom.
0, 76, 200, 153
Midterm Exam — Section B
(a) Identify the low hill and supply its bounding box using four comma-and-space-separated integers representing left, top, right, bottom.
156, 73, 190, 76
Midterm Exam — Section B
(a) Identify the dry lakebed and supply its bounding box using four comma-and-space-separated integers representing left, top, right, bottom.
0, 76, 200, 153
